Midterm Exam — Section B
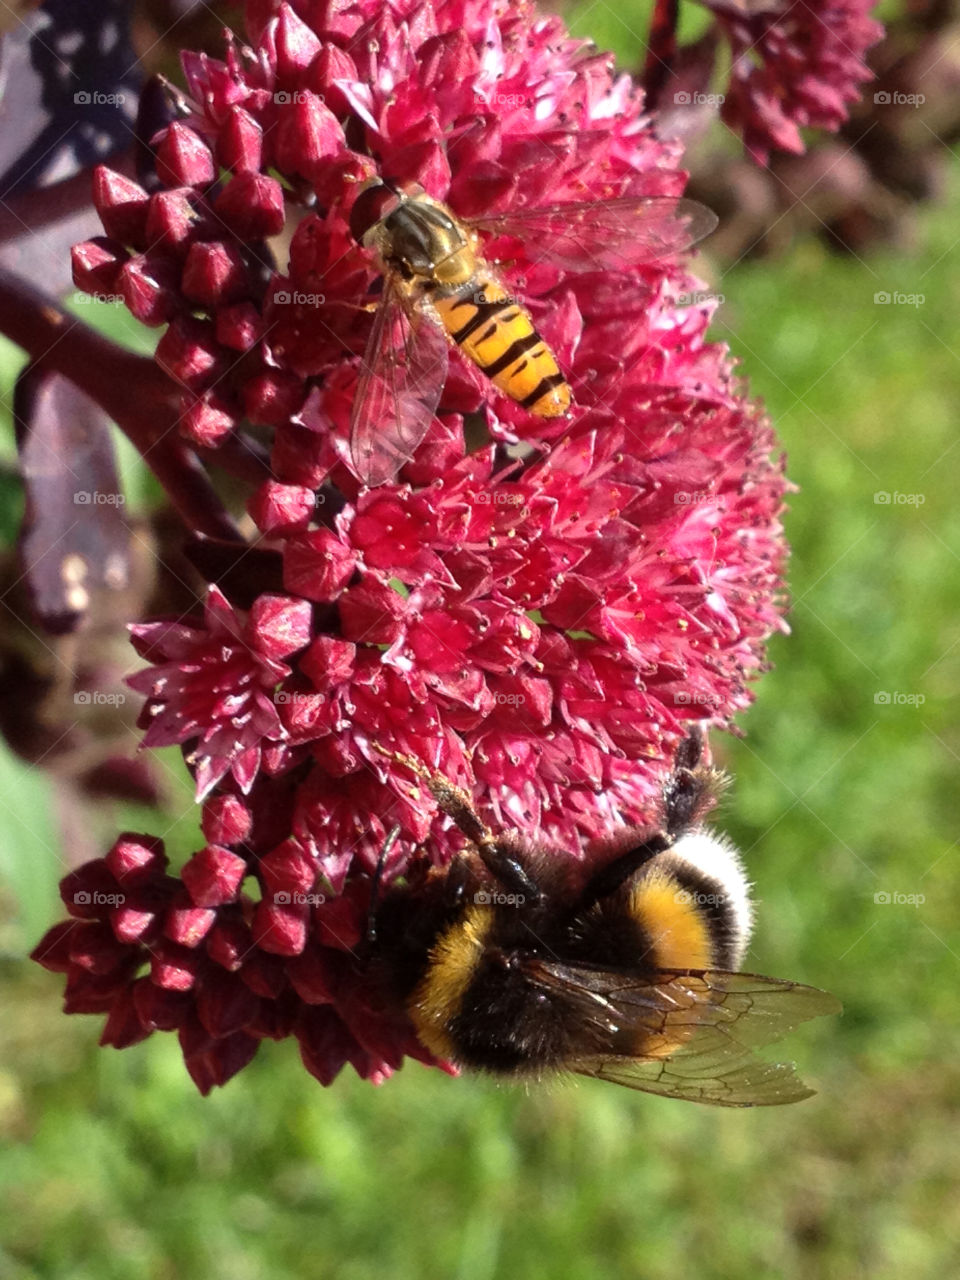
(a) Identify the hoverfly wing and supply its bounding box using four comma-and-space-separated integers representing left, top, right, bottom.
466, 196, 718, 272
545, 967, 840, 1107
349, 278, 449, 487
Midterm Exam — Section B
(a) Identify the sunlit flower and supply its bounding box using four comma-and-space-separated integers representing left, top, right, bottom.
45, 0, 791, 1089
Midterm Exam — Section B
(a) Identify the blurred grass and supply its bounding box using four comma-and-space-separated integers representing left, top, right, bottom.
2, 62, 960, 1280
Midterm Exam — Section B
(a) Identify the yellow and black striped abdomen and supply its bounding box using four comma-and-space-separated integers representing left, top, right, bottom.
433, 282, 571, 417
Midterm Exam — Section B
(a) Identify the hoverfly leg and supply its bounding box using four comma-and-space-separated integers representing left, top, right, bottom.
337, 299, 379, 313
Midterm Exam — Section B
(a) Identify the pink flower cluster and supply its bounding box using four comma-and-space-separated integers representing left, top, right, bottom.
716, 0, 883, 165
38, 0, 792, 1090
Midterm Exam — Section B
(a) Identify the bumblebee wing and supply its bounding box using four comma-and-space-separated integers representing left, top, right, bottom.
574, 1049, 815, 1107
349, 277, 449, 487
532, 965, 839, 1107
466, 196, 718, 272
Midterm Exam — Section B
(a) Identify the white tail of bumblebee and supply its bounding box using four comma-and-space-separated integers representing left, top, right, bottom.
669, 829, 754, 970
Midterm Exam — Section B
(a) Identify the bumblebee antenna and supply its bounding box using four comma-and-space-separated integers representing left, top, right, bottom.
366, 824, 401, 945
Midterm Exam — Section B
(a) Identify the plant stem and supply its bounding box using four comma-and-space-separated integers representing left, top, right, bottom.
643, 0, 679, 109
0, 268, 250, 542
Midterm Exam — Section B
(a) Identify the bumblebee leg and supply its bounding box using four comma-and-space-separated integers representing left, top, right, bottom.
673, 725, 705, 773
376, 747, 490, 843
476, 840, 541, 903
579, 732, 724, 908
578, 833, 672, 910
366, 823, 401, 944
443, 854, 472, 909
377, 747, 541, 901
663, 730, 726, 836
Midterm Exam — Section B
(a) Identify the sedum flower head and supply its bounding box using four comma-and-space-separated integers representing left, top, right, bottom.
46, 0, 791, 1089
715, 0, 883, 165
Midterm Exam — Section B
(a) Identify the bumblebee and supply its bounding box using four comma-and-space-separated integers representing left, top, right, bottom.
369, 733, 839, 1105
347, 180, 717, 486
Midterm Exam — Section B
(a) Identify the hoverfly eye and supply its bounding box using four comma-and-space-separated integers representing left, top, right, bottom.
349, 183, 399, 242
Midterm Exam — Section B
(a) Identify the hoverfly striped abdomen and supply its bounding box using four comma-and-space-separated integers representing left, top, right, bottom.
433, 283, 571, 417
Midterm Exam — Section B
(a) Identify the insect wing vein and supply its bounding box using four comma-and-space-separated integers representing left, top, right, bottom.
527, 963, 838, 1107
574, 1053, 816, 1107
466, 196, 718, 272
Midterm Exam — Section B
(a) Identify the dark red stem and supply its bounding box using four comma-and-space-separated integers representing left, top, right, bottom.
0, 144, 136, 249
643, 0, 680, 110
0, 268, 262, 541
199, 432, 273, 487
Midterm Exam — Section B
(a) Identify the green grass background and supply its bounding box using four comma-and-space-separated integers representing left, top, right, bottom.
2, 18, 959, 1280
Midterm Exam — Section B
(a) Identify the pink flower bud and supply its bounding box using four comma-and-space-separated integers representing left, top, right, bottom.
181, 845, 248, 908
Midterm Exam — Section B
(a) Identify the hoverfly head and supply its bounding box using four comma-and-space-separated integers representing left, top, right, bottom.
349, 178, 403, 243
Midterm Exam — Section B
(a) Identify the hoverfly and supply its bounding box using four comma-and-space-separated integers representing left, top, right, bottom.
368, 732, 840, 1105
347, 180, 718, 486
